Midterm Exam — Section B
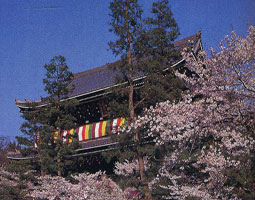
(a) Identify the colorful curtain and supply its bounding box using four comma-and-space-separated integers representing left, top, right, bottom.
53, 117, 127, 143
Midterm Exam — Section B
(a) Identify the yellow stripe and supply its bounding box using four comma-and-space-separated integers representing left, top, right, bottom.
85, 125, 89, 140
54, 131, 58, 143
69, 129, 74, 143
120, 117, 125, 127
102, 121, 107, 136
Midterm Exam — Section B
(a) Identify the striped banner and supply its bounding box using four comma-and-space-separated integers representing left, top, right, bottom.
53, 117, 127, 143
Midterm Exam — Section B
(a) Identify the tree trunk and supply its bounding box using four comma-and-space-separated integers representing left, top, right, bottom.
57, 151, 61, 176
38, 149, 44, 176
36, 136, 44, 177
57, 115, 61, 176
135, 129, 152, 200
41, 167, 44, 177
125, 1, 152, 199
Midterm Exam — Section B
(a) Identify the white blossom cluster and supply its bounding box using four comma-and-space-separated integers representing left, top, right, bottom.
2, 26, 255, 200
27, 171, 128, 200
122, 26, 255, 199
114, 156, 150, 176
0, 167, 139, 200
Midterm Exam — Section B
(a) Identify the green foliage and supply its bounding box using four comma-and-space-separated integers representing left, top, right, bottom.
0, 137, 18, 167
108, 0, 184, 117
106, 1, 183, 197
135, 0, 183, 109
224, 152, 255, 199
39, 56, 79, 176
0, 137, 34, 200
17, 55, 80, 177
145, 0, 180, 48
43, 55, 73, 97
16, 105, 43, 159
1, 159, 38, 200
109, 0, 143, 57
0, 183, 28, 200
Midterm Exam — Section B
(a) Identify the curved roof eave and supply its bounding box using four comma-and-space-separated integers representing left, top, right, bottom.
16, 31, 202, 110
16, 58, 186, 110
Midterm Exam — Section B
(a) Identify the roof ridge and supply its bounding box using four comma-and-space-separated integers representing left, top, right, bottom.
172, 31, 201, 47
73, 64, 110, 79
73, 31, 201, 79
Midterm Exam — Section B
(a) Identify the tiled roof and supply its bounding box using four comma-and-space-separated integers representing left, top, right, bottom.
68, 64, 115, 98
16, 31, 201, 108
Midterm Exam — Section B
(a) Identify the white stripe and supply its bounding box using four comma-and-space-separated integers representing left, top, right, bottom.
95, 123, 100, 138
63, 131, 68, 143
78, 127, 83, 141
112, 118, 118, 133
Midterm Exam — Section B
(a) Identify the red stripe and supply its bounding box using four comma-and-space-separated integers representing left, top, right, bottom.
116, 118, 121, 132
60, 132, 64, 140
82, 126, 86, 140
92, 123, 96, 139
117, 117, 121, 126
99, 122, 103, 137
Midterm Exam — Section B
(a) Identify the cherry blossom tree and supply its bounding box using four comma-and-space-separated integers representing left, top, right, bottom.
122, 25, 255, 199
2, 25, 254, 200
27, 171, 128, 200
0, 167, 131, 200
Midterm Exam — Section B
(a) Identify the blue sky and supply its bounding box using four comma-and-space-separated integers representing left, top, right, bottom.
0, 0, 254, 140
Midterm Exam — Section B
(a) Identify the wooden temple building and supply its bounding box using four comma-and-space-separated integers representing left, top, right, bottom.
9, 32, 202, 160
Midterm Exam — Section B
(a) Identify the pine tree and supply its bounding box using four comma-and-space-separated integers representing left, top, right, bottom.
108, 0, 153, 198
107, 0, 182, 199
16, 103, 44, 175
41, 55, 79, 176
108, 0, 183, 116
17, 56, 79, 177
134, 0, 183, 109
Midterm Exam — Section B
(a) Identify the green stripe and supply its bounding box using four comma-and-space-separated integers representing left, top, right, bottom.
88, 124, 92, 139
123, 118, 127, 126
105, 120, 111, 136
